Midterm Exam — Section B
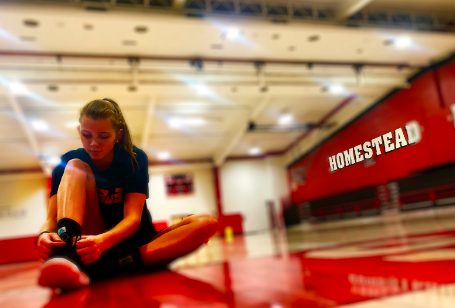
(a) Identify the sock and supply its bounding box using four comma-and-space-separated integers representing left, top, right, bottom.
47, 218, 83, 269
56, 218, 82, 245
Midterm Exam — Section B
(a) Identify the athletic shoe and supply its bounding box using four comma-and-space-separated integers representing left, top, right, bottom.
38, 257, 90, 289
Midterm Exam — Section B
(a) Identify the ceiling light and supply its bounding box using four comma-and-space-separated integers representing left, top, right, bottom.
194, 84, 210, 96
394, 36, 412, 49
127, 85, 138, 92
249, 147, 261, 155
31, 119, 49, 132
8, 82, 28, 95
210, 44, 223, 50
23, 19, 39, 27
122, 40, 136, 46
169, 117, 206, 128
47, 156, 61, 167
184, 117, 206, 126
20, 36, 35, 42
48, 85, 59, 92
135, 25, 148, 33
329, 84, 345, 95
157, 152, 171, 160
278, 114, 293, 125
65, 121, 79, 128
225, 27, 240, 40
169, 118, 183, 128
308, 35, 320, 42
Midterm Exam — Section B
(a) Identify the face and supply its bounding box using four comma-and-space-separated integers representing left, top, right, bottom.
77, 116, 123, 161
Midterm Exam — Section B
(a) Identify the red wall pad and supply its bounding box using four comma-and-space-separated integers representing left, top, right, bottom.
0, 221, 167, 265
218, 214, 243, 236
0, 236, 39, 265
288, 58, 455, 204
437, 61, 455, 163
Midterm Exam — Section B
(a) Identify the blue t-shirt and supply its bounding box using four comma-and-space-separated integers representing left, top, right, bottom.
50, 145, 153, 235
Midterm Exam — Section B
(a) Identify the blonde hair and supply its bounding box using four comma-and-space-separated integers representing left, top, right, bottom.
79, 98, 139, 171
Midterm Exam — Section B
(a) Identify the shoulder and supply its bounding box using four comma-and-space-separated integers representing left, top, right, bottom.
132, 146, 148, 164
117, 146, 148, 175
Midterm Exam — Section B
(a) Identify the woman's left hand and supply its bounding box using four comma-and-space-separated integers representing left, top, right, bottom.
76, 235, 106, 265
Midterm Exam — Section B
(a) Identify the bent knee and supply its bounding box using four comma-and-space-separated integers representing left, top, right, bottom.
66, 159, 92, 174
196, 215, 219, 235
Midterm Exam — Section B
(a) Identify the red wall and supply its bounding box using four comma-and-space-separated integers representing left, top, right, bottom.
288, 59, 455, 204
0, 236, 39, 265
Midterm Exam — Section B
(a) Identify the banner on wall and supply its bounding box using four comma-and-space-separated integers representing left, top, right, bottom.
165, 173, 194, 196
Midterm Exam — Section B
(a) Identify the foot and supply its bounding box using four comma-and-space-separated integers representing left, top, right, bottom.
38, 258, 90, 289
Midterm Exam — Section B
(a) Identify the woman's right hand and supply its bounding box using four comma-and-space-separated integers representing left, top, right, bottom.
37, 232, 66, 260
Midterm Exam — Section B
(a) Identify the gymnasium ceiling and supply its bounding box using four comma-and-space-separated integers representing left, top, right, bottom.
0, 0, 454, 174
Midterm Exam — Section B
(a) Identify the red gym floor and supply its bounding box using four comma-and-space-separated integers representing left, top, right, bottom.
3, 215, 455, 308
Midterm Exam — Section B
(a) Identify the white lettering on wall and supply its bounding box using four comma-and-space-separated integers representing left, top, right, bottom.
328, 122, 422, 172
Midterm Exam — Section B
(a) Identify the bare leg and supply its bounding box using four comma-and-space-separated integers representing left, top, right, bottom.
57, 159, 105, 235
140, 214, 219, 266
39, 159, 105, 288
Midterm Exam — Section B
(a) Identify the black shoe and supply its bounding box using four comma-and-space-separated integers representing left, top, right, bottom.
49, 235, 83, 269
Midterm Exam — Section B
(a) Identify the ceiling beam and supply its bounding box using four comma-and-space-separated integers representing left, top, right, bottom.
336, 0, 374, 20
214, 95, 271, 166
0, 51, 422, 69
140, 95, 156, 150
1, 84, 46, 174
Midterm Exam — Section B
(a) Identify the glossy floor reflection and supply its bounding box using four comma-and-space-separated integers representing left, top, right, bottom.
3, 209, 455, 308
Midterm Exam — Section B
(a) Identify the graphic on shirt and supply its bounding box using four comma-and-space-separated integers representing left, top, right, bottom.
97, 187, 123, 204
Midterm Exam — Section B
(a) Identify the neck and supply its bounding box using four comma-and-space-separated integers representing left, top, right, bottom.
93, 150, 114, 171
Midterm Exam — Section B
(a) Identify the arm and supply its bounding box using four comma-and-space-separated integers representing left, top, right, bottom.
99, 192, 146, 251
37, 194, 66, 260
76, 192, 146, 265
40, 194, 58, 233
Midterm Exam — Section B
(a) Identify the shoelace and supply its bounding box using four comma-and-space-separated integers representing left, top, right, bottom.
73, 234, 82, 249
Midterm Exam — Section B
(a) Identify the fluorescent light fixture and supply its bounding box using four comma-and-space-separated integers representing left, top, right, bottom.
329, 84, 345, 95
194, 84, 210, 96
184, 117, 206, 126
157, 152, 171, 160
395, 36, 412, 49
278, 114, 293, 125
249, 147, 261, 155
47, 156, 61, 167
169, 117, 206, 128
169, 118, 183, 128
8, 82, 28, 95
31, 119, 49, 132
225, 27, 240, 40
65, 121, 80, 128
